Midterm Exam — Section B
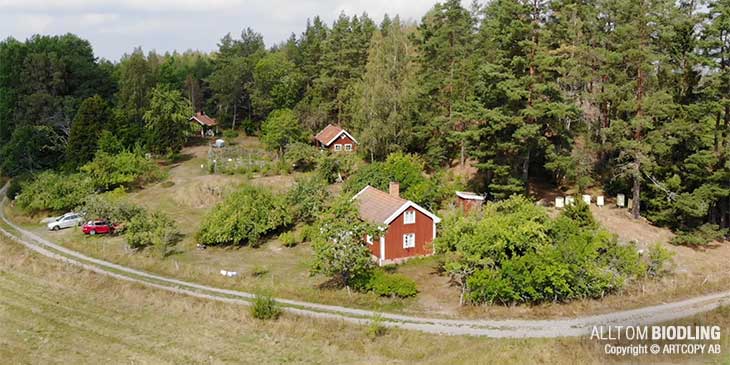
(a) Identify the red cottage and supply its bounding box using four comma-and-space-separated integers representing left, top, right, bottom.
189, 111, 218, 137
314, 124, 358, 152
352, 183, 441, 266
455, 191, 485, 213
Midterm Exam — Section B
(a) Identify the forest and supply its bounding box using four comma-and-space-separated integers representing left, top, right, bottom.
0, 0, 729, 241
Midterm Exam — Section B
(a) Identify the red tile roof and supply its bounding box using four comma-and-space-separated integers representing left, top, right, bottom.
314, 124, 344, 146
352, 186, 408, 224
190, 112, 218, 127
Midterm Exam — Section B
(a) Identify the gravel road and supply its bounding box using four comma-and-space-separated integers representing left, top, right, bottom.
2, 186, 729, 338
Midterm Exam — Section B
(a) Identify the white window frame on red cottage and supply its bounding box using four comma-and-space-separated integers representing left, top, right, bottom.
403, 233, 415, 248
404, 210, 416, 224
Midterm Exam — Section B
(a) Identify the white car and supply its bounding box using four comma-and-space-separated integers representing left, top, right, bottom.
47, 213, 83, 231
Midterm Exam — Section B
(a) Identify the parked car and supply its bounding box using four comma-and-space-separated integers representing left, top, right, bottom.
47, 213, 83, 231
82, 220, 115, 235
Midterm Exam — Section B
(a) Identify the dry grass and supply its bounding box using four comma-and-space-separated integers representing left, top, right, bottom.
1, 235, 727, 365
6, 139, 730, 321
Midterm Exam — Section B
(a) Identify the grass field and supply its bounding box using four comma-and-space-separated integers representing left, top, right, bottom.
6, 136, 730, 321
1, 236, 729, 364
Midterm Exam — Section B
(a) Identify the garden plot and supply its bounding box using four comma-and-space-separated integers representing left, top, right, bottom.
207, 144, 277, 175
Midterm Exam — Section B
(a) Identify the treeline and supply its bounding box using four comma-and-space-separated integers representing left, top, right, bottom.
1, 0, 729, 236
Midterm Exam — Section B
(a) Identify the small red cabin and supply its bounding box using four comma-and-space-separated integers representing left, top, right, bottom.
314, 124, 358, 152
189, 111, 218, 137
352, 183, 441, 266
455, 191, 484, 212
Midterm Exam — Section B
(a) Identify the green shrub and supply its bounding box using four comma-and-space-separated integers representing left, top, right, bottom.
316, 153, 358, 183
196, 185, 292, 246
16, 172, 93, 213
645, 243, 674, 278
251, 266, 269, 277
223, 129, 239, 139
366, 314, 387, 340
279, 231, 298, 247
76, 194, 145, 224
285, 142, 319, 171
316, 154, 342, 183
126, 211, 180, 255
343, 152, 445, 209
250, 293, 282, 320
438, 195, 650, 305
365, 271, 418, 298
287, 175, 329, 223
670, 224, 727, 246
298, 224, 316, 243
97, 130, 123, 154
560, 200, 597, 228
81, 150, 162, 191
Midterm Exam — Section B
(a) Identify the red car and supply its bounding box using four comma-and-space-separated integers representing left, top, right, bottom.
82, 220, 115, 235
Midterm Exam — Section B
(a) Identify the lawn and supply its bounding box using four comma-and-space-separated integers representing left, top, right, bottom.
6, 136, 730, 320
1, 235, 728, 365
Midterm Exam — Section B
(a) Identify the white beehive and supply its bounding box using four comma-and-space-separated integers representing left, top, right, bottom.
555, 197, 565, 208
617, 194, 625, 208
565, 196, 575, 206
582, 194, 592, 205
597, 196, 605, 207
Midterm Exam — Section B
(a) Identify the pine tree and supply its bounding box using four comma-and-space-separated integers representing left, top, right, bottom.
414, 0, 476, 167
469, 0, 577, 198
600, 0, 676, 219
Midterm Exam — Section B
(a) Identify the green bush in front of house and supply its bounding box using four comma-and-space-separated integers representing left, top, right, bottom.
437, 196, 663, 305
365, 271, 418, 298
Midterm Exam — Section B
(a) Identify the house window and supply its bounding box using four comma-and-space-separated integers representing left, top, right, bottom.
403, 233, 415, 249
344, 144, 352, 151
334, 144, 342, 151
366, 235, 373, 245
404, 210, 416, 224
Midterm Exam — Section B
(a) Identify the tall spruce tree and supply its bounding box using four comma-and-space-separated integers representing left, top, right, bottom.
66, 95, 109, 168
414, 0, 477, 167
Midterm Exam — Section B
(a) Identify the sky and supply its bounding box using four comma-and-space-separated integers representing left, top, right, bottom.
0, 0, 468, 61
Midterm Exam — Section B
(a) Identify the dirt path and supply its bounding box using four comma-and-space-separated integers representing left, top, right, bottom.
2, 186, 730, 338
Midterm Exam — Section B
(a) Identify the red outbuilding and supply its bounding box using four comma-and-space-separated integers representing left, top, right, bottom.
189, 111, 218, 137
352, 183, 441, 266
455, 191, 485, 212
314, 124, 358, 152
